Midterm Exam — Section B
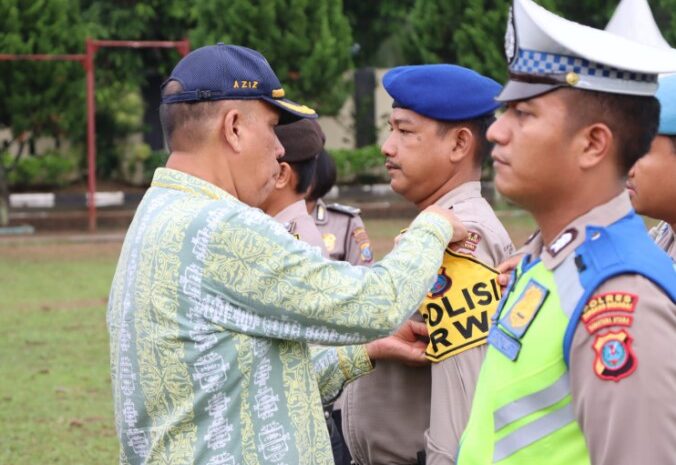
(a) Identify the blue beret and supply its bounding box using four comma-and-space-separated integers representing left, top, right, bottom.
657, 74, 676, 136
382, 64, 502, 121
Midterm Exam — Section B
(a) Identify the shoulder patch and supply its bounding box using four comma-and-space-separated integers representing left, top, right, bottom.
352, 226, 373, 263
327, 202, 361, 217
581, 292, 637, 323
592, 329, 637, 382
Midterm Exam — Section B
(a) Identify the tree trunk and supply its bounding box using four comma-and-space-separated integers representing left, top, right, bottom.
0, 161, 10, 227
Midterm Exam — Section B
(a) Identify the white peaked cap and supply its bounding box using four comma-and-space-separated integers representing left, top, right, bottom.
606, 0, 671, 50
498, 0, 676, 102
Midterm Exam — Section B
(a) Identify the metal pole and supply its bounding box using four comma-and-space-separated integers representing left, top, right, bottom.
85, 38, 97, 232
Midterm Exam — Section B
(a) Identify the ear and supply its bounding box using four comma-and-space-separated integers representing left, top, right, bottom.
274, 162, 294, 189
449, 127, 474, 163
222, 108, 243, 153
578, 123, 612, 170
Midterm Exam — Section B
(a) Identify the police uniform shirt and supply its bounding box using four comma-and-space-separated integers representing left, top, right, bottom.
312, 199, 374, 266
519, 192, 676, 465
274, 199, 329, 257
649, 221, 676, 261
425, 182, 515, 465
341, 182, 514, 465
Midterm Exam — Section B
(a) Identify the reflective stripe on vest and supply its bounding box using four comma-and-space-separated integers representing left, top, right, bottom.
494, 403, 575, 462
493, 373, 570, 431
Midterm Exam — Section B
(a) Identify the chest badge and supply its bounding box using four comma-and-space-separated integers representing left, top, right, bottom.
500, 279, 549, 339
322, 233, 336, 252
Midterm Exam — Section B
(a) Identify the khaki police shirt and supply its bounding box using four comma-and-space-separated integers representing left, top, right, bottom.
649, 220, 676, 261
312, 199, 374, 266
519, 192, 676, 465
275, 199, 329, 257
341, 182, 514, 465
425, 182, 514, 465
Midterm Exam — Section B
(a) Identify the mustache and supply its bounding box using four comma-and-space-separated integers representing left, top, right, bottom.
385, 161, 401, 169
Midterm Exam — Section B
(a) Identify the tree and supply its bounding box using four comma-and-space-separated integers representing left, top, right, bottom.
0, 0, 90, 226
343, 0, 415, 67
190, 0, 354, 116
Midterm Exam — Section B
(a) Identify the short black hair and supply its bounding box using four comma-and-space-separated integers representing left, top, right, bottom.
307, 150, 337, 201
436, 114, 496, 166
288, 157, 318, 194
559, 89, 660, 174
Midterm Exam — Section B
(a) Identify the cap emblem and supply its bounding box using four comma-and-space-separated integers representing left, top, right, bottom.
272, 88, 285, 98
566, 72, 580, 86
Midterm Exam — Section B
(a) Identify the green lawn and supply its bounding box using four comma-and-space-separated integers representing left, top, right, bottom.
0, 212, 538, 464
0, 243, 121, 465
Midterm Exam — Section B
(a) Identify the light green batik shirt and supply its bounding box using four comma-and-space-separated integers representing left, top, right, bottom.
107, 168, 452, 465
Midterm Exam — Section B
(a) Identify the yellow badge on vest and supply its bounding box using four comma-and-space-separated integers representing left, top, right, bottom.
419, 250, 501, 362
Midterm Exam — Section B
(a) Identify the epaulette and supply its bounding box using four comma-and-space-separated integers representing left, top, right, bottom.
327, 202, 361, 217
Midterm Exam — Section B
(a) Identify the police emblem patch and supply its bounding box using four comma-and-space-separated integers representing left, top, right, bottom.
428, 267, 452, 298
353, 227, 373, 263
593, 330, 637, 382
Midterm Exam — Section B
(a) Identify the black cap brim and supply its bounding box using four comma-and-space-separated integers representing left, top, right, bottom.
496, 80, 562, 102
261, 96, 318, 125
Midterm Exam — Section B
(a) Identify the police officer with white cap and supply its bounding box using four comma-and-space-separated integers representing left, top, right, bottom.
457, 1, 676, 464
341, 64, 514, 465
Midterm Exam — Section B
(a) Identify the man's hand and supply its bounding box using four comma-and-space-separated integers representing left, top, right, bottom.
366, 320, 430, 367
496, 254, 523, 292
422, 205, 468, 243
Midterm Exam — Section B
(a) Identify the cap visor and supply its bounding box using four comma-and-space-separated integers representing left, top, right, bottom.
496, 80, 561, 102
261, 96, 318, 124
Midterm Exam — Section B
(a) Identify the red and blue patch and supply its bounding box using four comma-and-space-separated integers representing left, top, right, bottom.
428, 267, 452, 298
592, 330, 637, 382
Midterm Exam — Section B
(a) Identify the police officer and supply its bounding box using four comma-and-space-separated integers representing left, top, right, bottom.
307, 149, 374, 266
627, 74, 676, 260
457, 1, 676, 464
341, 65, 514, 465
260, 119, 328, 256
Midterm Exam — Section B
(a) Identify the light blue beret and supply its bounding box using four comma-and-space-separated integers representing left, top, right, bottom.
382, 64, 502, 121
657, 74, 676, 135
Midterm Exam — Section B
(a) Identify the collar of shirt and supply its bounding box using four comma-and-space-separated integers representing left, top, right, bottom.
150, 167, 232, 201
274, 199, 311, 224
522, 191, 633, 270
434, 181, 482, 209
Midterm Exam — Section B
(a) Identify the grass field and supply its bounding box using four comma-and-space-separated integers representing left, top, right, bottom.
0, 213, 537, 464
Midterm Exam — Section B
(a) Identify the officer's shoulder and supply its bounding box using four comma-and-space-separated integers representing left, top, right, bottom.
327, 202, 361, 217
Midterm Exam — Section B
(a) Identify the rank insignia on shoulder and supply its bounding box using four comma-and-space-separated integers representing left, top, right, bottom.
593, 329, 637, 382
499, 279, 548, 339
328, 202, 361, 217
451, 230, 482, 255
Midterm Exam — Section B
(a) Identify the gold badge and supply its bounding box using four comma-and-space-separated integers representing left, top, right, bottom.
322, 233, 336, 252
509, 284, 546, 329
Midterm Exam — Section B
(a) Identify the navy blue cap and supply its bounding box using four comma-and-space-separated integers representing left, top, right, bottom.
161, 44, 317, 124
383, 64, 502, 121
